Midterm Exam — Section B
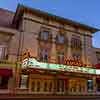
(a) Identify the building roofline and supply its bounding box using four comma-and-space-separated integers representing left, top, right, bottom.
0, 7, 14, 14
13, 4, 100, 33
93, 47, 100, 51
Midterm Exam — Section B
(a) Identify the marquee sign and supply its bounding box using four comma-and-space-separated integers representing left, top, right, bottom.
96, 69, 100, 75
22, 58, 96, 74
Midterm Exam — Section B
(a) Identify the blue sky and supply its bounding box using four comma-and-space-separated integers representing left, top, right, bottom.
0, 0, 100, 48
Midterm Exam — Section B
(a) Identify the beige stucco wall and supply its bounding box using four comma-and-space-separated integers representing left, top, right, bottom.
93, 48, 100, 64
2, 11, 96, 67
8, 30, 20, 62
0, 7, 99, 93
15, 12, 95, 66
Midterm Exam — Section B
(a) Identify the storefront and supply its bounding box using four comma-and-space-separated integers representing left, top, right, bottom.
0, 68, 12, 89
19, 58, 96, 95
20, 68, 68, 95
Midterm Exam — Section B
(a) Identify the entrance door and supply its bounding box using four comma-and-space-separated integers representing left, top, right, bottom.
68, 79, 86, 94
31, 79, 54, 94
56, 79, 66, 94
31, 78, 67, 94
31, 79, 41, 93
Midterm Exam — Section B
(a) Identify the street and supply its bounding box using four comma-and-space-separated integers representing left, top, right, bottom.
0, 95, 100, 100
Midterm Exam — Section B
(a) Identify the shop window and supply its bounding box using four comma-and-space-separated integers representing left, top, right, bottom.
57, 52, 64, 64
87, 80, 93, 92
0, 76, 9, 89
20, 75, 28, 89
39, 49, 48, 62
40, 31, 49, 40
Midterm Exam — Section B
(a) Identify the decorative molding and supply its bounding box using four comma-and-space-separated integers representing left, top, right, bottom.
23, 17, 92, 38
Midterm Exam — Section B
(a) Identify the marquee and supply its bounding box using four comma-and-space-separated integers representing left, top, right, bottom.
22, 58, 96, 74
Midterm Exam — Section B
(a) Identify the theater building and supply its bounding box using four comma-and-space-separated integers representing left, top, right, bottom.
0, 4, 100, 96
93, 48, 100, 92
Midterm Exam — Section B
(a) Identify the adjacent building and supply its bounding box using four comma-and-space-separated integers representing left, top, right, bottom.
0, 4, 100, 96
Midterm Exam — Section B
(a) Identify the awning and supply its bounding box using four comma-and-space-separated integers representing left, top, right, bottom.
0, 68, 12, 77
95, 64, 100, 69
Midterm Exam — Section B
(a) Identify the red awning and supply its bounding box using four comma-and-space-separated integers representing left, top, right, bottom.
95, 63, 100, 69
0, 68, 12, 77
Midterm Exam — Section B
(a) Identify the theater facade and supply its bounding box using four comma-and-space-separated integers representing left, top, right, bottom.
0, 4, 100, 96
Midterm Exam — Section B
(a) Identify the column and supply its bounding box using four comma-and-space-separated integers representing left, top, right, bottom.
81, 35, 86, 64
50, 32, 56, 63
53, 77, 57, 95
84, 80, 88, 95
67, 32, 72, 59
29, 74, 32, 93
41, 79, 44, 93
15, 62, 21, 90
64, 79, 68, 95
93, 76, 97, 94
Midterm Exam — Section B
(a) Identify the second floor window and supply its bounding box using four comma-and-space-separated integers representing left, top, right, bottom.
56, 35, 65, 44
40, 31, 49, 40
57, 52, 64, 64
72, 52, 81, 61
39, 49, 48, 62
71, 36, 82, 49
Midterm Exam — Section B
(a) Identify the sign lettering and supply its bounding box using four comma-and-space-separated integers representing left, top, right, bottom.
22, 58, 96, 74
